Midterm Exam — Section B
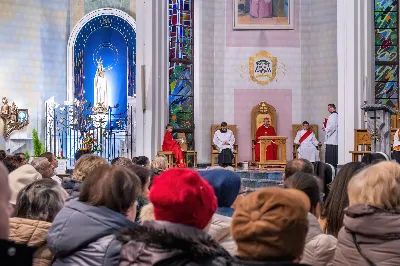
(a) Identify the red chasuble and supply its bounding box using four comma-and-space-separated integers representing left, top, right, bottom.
299, 130, 313, 144
162, 131, 184, 166
254, 125, 278, 162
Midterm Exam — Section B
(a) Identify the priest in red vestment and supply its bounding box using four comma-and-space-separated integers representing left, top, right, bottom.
254, 117, 278, 162
162, 124, 186, 168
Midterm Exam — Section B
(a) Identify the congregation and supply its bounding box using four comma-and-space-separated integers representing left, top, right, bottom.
0, 150, 399, 265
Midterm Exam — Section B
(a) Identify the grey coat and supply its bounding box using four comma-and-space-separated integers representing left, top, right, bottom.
47, 199, 136, 266
333, 204, 400, 266
118, 220, 235, 266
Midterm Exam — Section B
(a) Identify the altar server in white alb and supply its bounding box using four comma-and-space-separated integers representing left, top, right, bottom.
213, 122, 235, 167
294, 121, 320, 162
323, 104, 338, 167
392, 128, 400, 163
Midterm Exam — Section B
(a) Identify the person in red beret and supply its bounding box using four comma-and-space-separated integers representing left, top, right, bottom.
118, 168, 235, 266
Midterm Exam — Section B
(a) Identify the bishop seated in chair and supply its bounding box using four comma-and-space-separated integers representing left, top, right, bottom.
254, 117, 277, 162
213, 122, 235, 167
294, 121, 320, 162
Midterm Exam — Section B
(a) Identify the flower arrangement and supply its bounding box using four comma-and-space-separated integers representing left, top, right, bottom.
81, 133, 102, 153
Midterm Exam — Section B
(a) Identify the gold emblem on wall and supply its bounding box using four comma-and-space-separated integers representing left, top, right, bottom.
0, 97, 29, 139
249, 51, 277, 86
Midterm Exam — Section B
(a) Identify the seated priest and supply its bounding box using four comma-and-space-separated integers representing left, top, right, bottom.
294, 121, 320, 162
213, 122, 235, 167
254, 117, 277, 162
162, 124, 186, 168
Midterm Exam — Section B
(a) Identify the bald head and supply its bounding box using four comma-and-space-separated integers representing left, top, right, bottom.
284, 159, 314, 180
0, 162, 11, 239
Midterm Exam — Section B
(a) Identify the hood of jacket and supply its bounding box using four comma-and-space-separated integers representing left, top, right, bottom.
9, 217, 51, 247
47, 199, 135, 258
343, 204, 400, 238
119, 220, 233, 265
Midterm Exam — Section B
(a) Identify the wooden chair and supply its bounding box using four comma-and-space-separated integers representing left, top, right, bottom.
251, 102, 277, 162
211, 124, 238, 167
292, 124, 322, 160
177, 132, 198, 168
349, 129, 397, 162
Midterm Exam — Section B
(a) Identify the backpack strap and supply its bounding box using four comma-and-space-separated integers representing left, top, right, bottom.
351, 232, 376, 266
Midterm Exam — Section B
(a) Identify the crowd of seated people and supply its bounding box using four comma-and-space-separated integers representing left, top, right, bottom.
0, 150, 400, 265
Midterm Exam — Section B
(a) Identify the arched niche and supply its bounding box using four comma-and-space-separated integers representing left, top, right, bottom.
66, 8, 136, 105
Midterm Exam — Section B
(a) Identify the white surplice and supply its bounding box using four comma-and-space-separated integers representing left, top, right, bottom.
213, 129, 235, 152
294, 129, 320, 162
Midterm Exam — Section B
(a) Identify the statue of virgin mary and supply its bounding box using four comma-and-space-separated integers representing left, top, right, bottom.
94, 58, 108, 107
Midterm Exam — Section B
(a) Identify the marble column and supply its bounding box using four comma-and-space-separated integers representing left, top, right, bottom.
337, 0, 374, 164
135, 0, 169, 159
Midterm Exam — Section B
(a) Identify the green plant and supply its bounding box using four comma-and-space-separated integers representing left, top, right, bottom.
32, 129, 46, 157
24, 151, 30, 162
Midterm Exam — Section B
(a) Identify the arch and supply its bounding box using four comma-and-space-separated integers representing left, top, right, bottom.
67, 8, 136, 103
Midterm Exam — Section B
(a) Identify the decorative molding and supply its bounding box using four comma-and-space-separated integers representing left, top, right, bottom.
0, 97, 29, 139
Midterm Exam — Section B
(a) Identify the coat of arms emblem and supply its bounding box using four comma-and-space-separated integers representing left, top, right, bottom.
249, 51, 277, 86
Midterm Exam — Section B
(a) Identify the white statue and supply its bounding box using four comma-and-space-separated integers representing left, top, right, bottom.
94, 58, 108, 108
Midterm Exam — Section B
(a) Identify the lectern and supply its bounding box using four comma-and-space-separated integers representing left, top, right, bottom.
259, 136, 288, 168
361, 104, 398, 156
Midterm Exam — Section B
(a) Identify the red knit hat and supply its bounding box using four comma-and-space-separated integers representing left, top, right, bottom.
149, 168, 217, 229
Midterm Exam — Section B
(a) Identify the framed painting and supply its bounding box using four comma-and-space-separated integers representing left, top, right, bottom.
233, 0, 294, 30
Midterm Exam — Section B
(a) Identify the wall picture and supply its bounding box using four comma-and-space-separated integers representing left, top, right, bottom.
233, 0, 294, 30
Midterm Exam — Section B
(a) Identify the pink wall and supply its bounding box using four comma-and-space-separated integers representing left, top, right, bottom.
234, 89, 293, 161
226, 0, 300, 47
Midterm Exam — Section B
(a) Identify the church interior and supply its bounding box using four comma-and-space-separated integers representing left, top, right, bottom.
0, 0, 396, 176
4, 1, 400, 264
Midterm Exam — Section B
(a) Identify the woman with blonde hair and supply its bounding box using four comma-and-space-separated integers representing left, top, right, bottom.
62, 154, 107, 197
334, 161, 400, 265
151, 155, 168, 171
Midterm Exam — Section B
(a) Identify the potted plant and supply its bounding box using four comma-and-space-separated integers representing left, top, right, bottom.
32, 129, 46, 158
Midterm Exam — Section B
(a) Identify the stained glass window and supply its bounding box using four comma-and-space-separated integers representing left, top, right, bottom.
375, 0, 399, 108
169, 0, 194, 150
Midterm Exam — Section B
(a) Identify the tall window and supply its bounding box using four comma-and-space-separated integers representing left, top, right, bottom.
374, 0, 399, 108
168, 0, 194, 150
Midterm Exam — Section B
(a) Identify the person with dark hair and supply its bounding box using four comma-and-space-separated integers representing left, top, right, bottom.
313, 161, 333, 201
361, 152, 387, 165
324, 104, 338, 168
47, 165, 141, 266
285, 173, 337, 265
15, 152, 27, 165
0, 150, 6, 161
294, 121, 320, 162
320, 162, 365, 237
213, 122, 235, 167
119, 168, 233, 265
0, 162, 35, 265
161, 124, 186, 168
74, 149, 91, 161
283, 158, 314, 180
2, 155, 24, 172
111, 157, 134, 167
393, 128, 400, 163
128, 165, 151, 222
10, 179, 64, 266
132, 156, 150, 168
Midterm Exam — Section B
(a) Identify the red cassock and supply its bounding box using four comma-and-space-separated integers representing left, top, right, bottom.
162, 131, 184, 163
254, 125, 278, 162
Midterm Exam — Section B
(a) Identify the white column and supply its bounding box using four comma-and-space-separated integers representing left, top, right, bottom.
337, 0, 374, 165
135, 0, 168, 159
